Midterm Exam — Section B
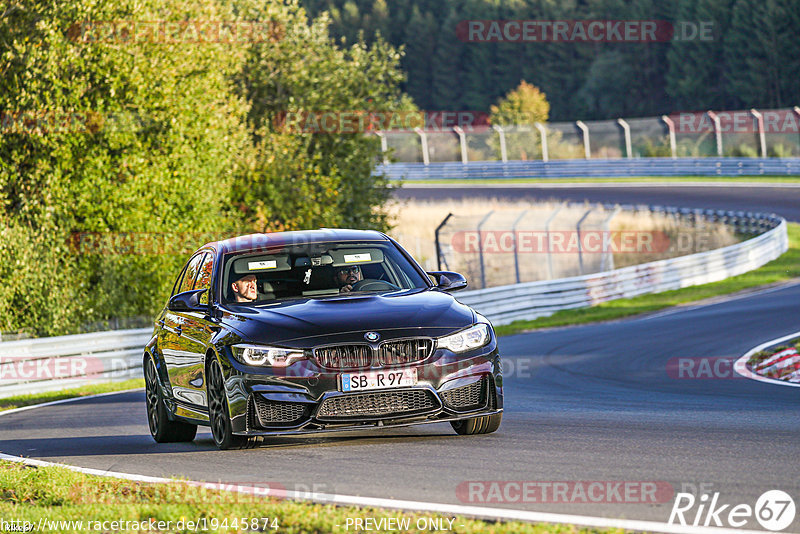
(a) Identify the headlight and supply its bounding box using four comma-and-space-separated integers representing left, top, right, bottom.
231, 344, 305, 367
437, 324, 490, 353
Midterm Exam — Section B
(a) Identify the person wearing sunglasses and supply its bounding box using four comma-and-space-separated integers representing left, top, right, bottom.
335, 265, 362, 293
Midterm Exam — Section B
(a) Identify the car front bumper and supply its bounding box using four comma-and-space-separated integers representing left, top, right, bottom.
221, 342, 503, 436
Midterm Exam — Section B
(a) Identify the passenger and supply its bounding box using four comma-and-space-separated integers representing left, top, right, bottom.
230, 273, 257, 302
335, 265, 362, 293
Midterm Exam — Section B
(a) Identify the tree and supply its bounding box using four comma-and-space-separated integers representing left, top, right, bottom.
231, 0, 413, 232
401, 6, 437, 109
0, 0, 249, 335
490, 81, 550, 126
667, 0, 736, 110
723, 0, 800, 108
489, 81, 550, 160
430, 7, 464, 109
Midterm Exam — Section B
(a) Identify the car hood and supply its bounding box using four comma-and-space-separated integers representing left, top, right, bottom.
220, 289, 476, 346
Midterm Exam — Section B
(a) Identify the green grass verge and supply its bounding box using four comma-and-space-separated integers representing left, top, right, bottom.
495, 222, 800, 337
0, 379, 144, 412
0, 460, 620, 534
394, 175, 800, 186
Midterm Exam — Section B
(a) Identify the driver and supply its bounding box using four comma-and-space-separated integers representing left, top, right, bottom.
230, 273, 257, 302
335, 265, 362, 293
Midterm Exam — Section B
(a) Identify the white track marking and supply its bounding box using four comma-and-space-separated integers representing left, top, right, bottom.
0, 387, 144, 417
0, 390, 789, 534
735, 331, 800, 388
0, 451, 779, 534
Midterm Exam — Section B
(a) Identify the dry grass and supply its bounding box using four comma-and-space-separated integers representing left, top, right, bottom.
387, 198, 739, 288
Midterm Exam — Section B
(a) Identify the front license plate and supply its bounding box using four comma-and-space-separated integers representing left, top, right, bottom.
340, 369, 418, 392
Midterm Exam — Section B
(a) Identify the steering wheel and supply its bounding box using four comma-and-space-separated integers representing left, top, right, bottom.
351, 279, 400, 292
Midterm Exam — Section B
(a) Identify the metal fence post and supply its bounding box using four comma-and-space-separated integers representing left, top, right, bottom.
601, 206, 621, 271
453, 126, 468, 164
477, 211, 494, 289
435, 213, 453, 271
576, 120, 591, 159
661, 115, 677, 159
707, 110, 723, 156
617, 118, 632, 159
492, 125, 508, 162
750, 109, 767, 158
511, 210, 528, 284
375, 131, 389, 165
414, 127, 430, 165
576, 207, 594, 275
544, 204, 563, 279
535, 122, 549, 162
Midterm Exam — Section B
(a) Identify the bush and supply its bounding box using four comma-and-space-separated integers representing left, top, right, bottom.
0, 0, 408, 336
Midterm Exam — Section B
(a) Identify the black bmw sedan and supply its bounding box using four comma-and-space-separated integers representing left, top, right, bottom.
144, 229, 502, 449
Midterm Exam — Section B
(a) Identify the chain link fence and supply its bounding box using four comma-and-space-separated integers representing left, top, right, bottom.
382, 107, 800, 163
413, 203, 744, 290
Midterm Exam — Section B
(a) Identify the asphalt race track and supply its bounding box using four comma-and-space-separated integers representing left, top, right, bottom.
2, 282, 799, 529
2, 183, 799, 530
393, 184, 800, 222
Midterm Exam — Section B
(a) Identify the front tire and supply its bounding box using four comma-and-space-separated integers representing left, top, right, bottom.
144, 357, 197, 443
206, 358, 250, 450
450, 413, 502, 435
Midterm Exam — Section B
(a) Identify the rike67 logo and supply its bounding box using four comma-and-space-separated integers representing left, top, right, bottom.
669, 490, 796, 531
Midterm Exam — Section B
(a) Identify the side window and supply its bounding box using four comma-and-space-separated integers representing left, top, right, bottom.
177, 253, 205, 294
170, 264, 189, 298
195, 253, 214, 305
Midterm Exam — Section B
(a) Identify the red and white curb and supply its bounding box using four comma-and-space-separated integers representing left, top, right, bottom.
0, 391, 781, 534
735, 330, 800, 388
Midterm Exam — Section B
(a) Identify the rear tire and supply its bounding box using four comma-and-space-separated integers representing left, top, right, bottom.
207, 358, 250, 450
450, 413, 502, 435
144, 357, 197, 443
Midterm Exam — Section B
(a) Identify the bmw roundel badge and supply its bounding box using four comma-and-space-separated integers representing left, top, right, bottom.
364, 331, 380, 342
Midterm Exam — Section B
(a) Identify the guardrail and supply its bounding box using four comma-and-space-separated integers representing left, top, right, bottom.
0, 328, 150, 398
457, 210, 788, 325
0, 209, 788, 397
377, 158, 800, 180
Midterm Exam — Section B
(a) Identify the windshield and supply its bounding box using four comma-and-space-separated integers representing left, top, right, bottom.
222, 240, 429, 304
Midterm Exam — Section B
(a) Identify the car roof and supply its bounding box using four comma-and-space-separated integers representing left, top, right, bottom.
202, 229, 390, 255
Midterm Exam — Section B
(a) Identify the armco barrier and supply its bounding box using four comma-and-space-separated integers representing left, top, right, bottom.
0, 210, 788, 397
0, 328, 150, 398
377, 157, 800, 180
457, 211, 788, 325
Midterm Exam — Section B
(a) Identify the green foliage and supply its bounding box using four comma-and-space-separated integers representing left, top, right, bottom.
0, 0, 409, 336
490, 81, 550, 127
487, 81, 549, 161
230, 1, 412, 232
636, 138, 674, 158
0, 459, 624, 534
0, 0, 249, 336
725, 143, 759, 158
724, 0, 800, 109
306, 0, 797, 119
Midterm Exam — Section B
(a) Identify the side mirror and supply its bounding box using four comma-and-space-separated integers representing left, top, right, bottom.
168, 289, 208, 313
427, 271, 468, 292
